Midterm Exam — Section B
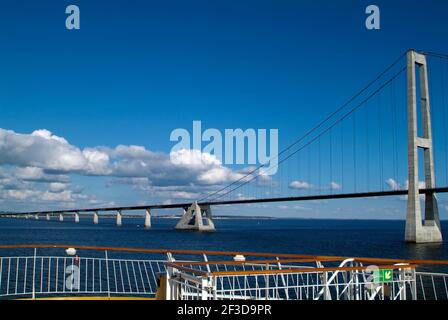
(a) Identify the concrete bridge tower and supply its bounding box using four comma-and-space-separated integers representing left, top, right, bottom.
175, 202, 215, 231
405, 50, 443, 243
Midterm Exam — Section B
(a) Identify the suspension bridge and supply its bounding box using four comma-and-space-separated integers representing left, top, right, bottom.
2, 49, 448, 243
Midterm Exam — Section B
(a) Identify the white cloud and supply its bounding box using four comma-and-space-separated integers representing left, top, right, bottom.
49, 182, 67, 193
0, 128, 243, 189
40, 190, 74, 202
14, 166, 69, 183
0, 128, 86, 172
82, 148, 111, 175
385, 178, 400, 191
1, 128, 279, 209
289, 180, 312, 190
235, 193, 255, 201
5, 189, 38, 200
169, 148, 221, 167
329, 182, 342, 190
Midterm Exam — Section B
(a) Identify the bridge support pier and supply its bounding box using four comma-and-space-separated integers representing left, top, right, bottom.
59, 214, 64, 222
74, 212, 80, 223
93, 211, 99, 224
405, 50, 442, 243
144, 209, 151, 228
116, 210, 122, 227
175, 202, 215, 231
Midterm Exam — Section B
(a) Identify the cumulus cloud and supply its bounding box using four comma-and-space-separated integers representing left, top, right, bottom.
5, 189, 38, 200
289, 180, 312, 190
329, 182, 342, 190
49, 182, 67, 193
385, 178, 400, 191
82, 148, 111, 175
0, 128, 269, 209
0, 128, 87, 172
0, 128, 243, 188
14, 167, 69, 183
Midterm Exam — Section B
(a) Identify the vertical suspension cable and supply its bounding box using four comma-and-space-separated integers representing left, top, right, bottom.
287, 147, 291, 197
318, 136, 321, 194
307, 144, 311, 196
330, 128, 333, 194
378, 92, 384, 191
392, 76, 399, 188
341, 122, 344, 193
365, 102, 370, 191
353, 114, 357, 192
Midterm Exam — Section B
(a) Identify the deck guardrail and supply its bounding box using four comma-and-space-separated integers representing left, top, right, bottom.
0, 245, 447, 300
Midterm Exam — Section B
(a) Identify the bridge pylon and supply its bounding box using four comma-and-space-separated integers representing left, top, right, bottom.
175, 202, 215, 232
405, 50, 443, 243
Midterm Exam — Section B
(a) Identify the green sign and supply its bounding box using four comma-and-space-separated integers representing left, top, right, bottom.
374, 269, 393, 282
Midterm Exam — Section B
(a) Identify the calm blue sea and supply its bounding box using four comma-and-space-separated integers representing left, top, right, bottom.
0, 217, 447, 260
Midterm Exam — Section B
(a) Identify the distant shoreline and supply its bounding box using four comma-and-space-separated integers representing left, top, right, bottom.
81, 215, 277, 220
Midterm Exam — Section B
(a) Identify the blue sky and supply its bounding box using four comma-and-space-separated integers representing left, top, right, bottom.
0, 0, 448, 218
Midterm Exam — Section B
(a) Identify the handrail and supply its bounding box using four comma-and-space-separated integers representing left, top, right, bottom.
168, 263, 416, 277
172, 258, 339, 266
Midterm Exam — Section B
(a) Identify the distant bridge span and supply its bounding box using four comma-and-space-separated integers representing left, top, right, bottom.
3, 187, 448, 215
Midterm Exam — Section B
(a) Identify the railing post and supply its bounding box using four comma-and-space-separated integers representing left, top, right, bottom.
354, 269, 360, 300
276, 257, 290, 300
411, 268, 417, 300
398, 267, 405, 300
105, 250, 110, 298
165, 253, 174, 300
201, 277, 209, 300
32, 248, 36, 300
323, 271, 331, 300
165, 266, 172, 300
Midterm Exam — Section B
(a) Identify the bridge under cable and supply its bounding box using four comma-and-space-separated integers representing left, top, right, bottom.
2, 50, 448, 243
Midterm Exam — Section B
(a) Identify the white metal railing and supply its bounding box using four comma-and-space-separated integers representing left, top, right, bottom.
1, 246, 448, 300
165, 262, 432, 300
415, 272, 448, 300
0, 252, 166, 299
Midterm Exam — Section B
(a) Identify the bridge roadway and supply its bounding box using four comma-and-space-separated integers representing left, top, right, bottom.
3, 187, 448, 216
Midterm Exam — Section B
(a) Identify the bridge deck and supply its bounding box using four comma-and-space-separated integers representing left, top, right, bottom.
3, 187, 448, 216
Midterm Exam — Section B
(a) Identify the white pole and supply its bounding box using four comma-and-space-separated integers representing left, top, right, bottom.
144, 209, 151, 228
116, 210, 122, 226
